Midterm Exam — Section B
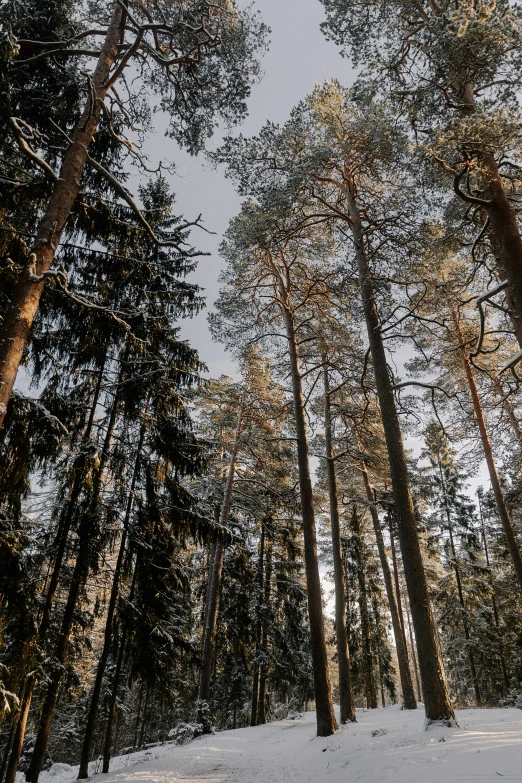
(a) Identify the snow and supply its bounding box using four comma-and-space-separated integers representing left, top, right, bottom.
29, 705, 522, 783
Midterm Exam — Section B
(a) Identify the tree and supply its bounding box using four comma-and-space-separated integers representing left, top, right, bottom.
211, 210, 339, 736
0, 176, 206, 782
395, 245, 522, 594
215, 81, 455, 725
319, 0, 522, 348
422, 423, 483, 705
0, 0, 268, 428
323, 368, 356, 722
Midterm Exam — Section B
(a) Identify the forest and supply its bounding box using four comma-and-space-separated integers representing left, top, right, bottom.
0, 0, 522, 780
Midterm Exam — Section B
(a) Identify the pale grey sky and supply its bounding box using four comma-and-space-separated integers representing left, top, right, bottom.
167, 0, 356, 378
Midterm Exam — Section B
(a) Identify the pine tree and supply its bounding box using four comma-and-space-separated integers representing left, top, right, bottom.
211, 218, 340, 736
319, 0, 522, 339
215, 82, 455, 725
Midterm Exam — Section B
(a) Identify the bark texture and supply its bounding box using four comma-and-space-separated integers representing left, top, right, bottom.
437, 458, 481, 706
361, 464, 417, 709
198, 401, 244, 717
323, 369, 356, 723
279, 298, 337, 736
345, 182, 455, 725
77, 427, 144, 778
454, 314, 522, 592
0, 5, 123, 429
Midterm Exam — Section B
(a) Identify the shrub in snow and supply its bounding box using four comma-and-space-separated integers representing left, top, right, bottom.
167, 723, 204, 745
500, 693, 522, 709
46, 764, 74, 778
195, 700, 214, 734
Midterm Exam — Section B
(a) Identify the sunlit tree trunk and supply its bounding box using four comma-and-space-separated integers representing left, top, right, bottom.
344, 181, 454, 724
26, 384, 120, 783
78, 424, 145, 778
198, 398, 245, 723
324, 369, 356, 723
453, 312, 522, 592
361, 464, 417, 709
275, 281, 337, 736
0, 5, 124, 429
437, 457, 482, 705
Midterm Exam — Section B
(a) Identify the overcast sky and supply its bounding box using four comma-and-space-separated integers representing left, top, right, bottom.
166, 0, 356, 378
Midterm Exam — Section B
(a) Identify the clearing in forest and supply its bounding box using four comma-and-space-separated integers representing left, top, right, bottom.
33, 705, 522, 783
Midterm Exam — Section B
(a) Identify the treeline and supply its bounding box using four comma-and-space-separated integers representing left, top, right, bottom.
1, 0, 522, 780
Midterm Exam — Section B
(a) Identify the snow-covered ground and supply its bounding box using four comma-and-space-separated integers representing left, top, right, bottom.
34, 705, 522, 783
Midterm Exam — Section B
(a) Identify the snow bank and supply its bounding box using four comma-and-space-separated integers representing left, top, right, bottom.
25, 704, 522, 783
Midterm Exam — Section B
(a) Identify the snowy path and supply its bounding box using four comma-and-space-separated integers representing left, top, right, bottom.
41, 706, 522, 783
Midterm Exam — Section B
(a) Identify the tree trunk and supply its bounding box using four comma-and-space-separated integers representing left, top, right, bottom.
0, 5, 124, 429
453, 313, 522, 592
197, 534, 224, 711
4, 365, 106, 783
372, 600, 386, 708
250, 666, 260, 728
477, 493, 511, 693
250, 524, 264, 728
203, 538, 218, 641
257, 535, 273, 726
78, 426, 145, 778
437, 458, 482, 706
279, 300, 337, 736
102, 629, 126, 773
198, 400, 244, 719
323, 369, 356, 723
3, 679, 32, 783
405, 603, 422, 703
378, 650, 386, 708
0, 711, 17, 783
133, 685, 144, 749
388, 514, 412, 672
344, 181, 455, 725
26, 386, 120, 783
389, 515, 421, 701
351, 507, 377, 710
102, 551, 139, 774
38, 359, 106, 635
361, 464, 417, 709
456, 81, 522, 337
138, 687, 150, 749
484, 170, 522, 334
493, 378, 522, 449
